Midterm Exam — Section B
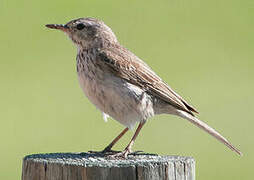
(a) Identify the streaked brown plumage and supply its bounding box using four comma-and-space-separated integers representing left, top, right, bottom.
97, 44, 198, 115
46, 17, 242, 158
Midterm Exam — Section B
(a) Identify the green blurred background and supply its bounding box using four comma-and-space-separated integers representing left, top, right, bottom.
0, 0, 253, 179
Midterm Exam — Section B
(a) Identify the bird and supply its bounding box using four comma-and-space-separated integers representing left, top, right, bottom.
45, 17, 242, 158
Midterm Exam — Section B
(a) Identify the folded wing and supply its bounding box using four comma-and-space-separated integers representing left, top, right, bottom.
97, 45, 198, 115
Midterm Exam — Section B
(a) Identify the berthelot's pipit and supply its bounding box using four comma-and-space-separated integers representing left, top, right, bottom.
46, 17, 242, 158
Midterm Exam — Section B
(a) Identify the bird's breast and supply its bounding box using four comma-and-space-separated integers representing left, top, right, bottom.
76, 51, 155, 129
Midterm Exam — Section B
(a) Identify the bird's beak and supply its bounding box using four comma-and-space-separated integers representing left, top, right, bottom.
45, 24, 69, 32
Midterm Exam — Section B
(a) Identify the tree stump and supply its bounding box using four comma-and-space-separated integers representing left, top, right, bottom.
22, 152, 195, 180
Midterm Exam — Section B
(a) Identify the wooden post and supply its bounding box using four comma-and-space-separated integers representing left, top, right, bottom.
22, 152, 195, 180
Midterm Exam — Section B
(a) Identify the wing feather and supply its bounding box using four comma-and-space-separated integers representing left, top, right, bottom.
97, 45, 198, 115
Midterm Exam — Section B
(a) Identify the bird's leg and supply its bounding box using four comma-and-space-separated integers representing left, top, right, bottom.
89, 127, 129, 154
102, 127, 129, 153
109, 122, 145, 159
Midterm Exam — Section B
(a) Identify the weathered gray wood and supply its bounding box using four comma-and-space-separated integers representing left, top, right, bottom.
22, 152, 195, 180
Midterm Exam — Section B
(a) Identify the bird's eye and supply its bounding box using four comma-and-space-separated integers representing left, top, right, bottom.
76, 23, 85, 30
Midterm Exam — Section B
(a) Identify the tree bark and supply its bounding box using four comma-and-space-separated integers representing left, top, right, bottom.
22, 152, 195, 180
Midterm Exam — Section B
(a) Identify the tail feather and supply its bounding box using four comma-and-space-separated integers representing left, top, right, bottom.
177, 110, 242, 156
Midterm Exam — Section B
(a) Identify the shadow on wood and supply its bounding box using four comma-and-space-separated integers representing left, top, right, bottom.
22, 152, 195, 180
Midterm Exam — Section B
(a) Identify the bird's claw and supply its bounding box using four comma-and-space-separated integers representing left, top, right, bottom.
88, 149, 121, 155
106, 148, 131, 159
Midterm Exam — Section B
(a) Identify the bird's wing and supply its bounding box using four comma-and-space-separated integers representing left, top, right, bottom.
97, 45, 198, 115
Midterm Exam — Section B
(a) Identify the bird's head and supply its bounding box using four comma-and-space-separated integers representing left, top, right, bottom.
46, 17, 118, 49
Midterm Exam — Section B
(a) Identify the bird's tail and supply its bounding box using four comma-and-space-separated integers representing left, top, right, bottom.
176, 110, 242, 156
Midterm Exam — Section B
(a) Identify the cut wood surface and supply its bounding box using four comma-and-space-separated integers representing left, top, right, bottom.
22, 152, 195, 180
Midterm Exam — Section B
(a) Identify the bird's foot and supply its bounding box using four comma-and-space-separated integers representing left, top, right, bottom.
106, 148, 131, 159
88, 147, 121, 155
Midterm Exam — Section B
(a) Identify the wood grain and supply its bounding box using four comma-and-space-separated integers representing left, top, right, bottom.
22, 152, 195, 180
